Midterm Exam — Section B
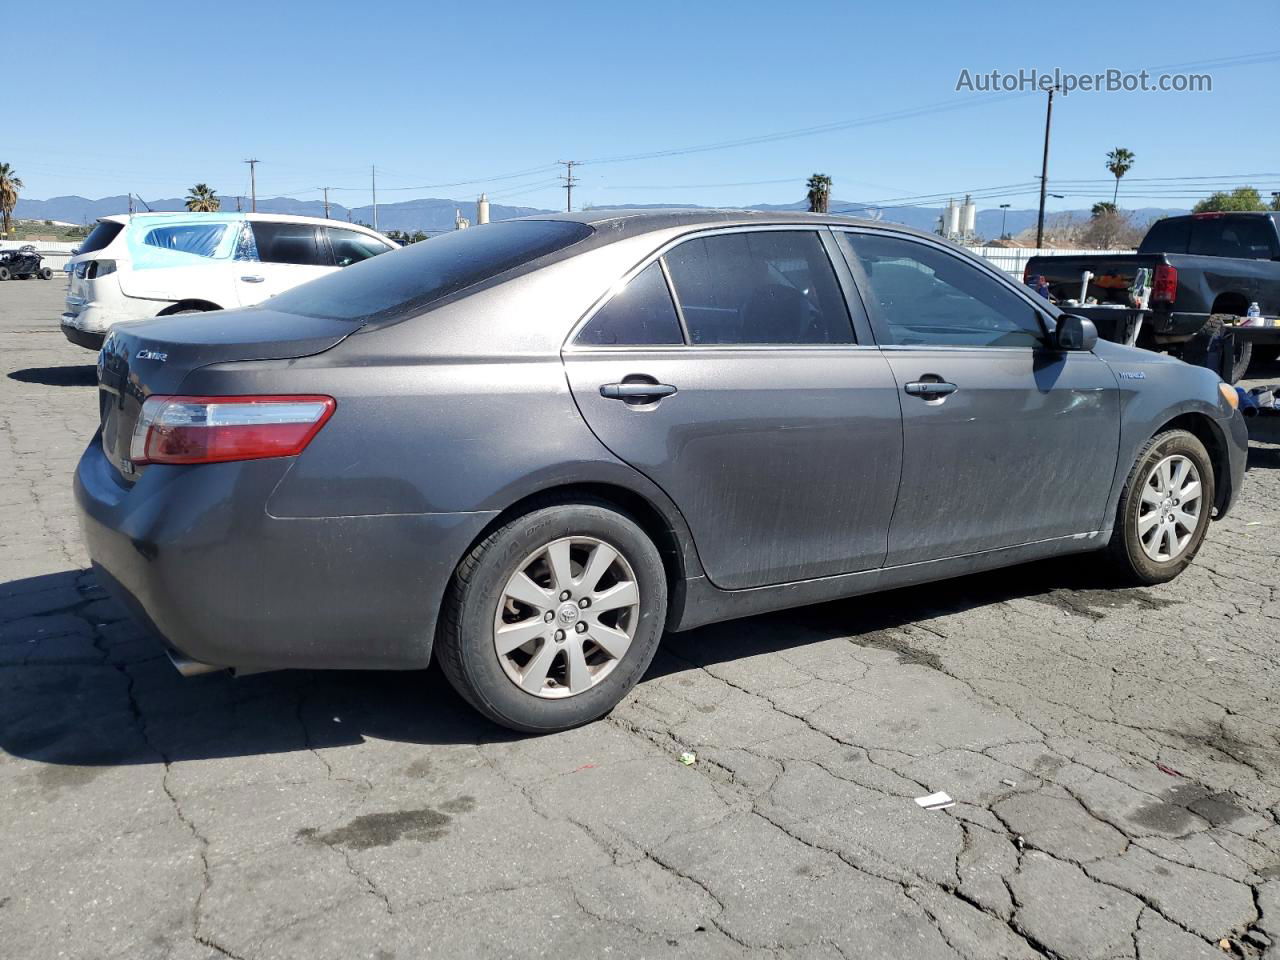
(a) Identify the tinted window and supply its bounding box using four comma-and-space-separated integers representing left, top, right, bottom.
251, 222, 327, 266
841, 233, 1044, 348
142, 223, 226, 258
578, 262, 683, 346
79, 221, 123, 254
663, 231, 852, 345
1188, 217, 1277, 259
327, 227, 393, 267
268, 220, 594, 321
1138, 218, 1190, 254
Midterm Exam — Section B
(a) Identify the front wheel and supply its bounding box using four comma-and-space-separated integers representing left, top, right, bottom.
1108, 429, 1215, 585
436, 502, 668, 733
0, 267, 9, 281
39, 267, 53, 280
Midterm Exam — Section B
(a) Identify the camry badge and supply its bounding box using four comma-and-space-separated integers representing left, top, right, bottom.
1118, 371, 1146, 380
136, 349, 168, 362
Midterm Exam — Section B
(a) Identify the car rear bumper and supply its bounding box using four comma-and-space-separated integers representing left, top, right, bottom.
74, 437, 497, 672
61, 316, 105, 350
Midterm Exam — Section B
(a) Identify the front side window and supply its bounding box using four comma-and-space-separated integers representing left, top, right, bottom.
142, 223, 227, 258
327, 227, 393, 267
251, 221, 327, 266
577, 262, 683, 346
840, 233, 1044, 348
662, 231, 853, 345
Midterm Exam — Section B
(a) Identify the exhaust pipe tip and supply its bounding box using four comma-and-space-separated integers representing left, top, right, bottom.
166, 649, 226, 678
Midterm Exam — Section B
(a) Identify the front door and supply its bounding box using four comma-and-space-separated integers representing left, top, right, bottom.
836, 230, 1120, 566
564, 228, 904, 590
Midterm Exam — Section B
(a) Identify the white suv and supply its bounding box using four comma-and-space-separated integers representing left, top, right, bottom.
60, 212, 397, 349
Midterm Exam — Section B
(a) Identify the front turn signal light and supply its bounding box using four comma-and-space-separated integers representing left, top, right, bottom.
1219, 383, 1239, 409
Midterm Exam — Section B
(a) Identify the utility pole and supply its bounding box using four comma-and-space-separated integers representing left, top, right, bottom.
244, 158, 259, 212
371, 165, 378, 231
999, 203, 1011, 239
1034, 87, 1056, 248
559, 160, 579, 213
318, 187, 331, 219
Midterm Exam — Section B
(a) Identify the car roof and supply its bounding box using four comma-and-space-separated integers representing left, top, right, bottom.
97, 212, 387, 234
517, 207, 941, 243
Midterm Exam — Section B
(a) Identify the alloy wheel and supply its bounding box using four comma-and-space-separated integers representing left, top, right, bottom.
1136, 454, 1202, 562
493, 536, 640, 698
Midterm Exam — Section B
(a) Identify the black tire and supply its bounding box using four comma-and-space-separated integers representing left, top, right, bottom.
1107, 429, 1215, 585
0, 267, 9, 281
436, 501, 667, 733
39, 267, 53, 280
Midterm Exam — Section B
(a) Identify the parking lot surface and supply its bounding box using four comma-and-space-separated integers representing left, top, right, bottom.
2, 278, 1279, 960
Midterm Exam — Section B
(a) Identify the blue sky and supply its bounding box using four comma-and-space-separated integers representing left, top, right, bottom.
10, 0, 1278, 213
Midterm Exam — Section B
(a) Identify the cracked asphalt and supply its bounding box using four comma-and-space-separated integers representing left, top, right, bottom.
2, 278, 1280, 960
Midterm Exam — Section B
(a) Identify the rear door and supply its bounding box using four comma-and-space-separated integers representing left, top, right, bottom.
564, 227, 904, 590
836, 229, 1119, 565
235, 221, 334, 305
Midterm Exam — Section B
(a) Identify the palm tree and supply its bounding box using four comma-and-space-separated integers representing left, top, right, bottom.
0, 162, 23, 238
185, 183, 221, 212
806, 174, 832, 214
1105, 148, 1135, 206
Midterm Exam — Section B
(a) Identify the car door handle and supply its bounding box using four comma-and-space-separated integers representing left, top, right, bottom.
904, 380, 958, 398
240, 275, 265, 283
600, 381, 677, 402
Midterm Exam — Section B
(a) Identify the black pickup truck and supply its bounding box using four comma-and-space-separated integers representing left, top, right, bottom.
1024, 211, 1280, 381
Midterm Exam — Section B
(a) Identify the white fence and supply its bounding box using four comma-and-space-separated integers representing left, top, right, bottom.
966, 246, 1133, 279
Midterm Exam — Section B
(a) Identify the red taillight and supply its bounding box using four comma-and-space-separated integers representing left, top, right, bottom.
1023, 261, 1033, 285
130, 395, 336, 466
1152, 264, 1178, 304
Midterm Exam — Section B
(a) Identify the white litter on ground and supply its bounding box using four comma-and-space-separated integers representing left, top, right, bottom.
914, 791, 956, 811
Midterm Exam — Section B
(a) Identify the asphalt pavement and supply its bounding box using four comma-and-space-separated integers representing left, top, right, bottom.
2, 278, 1279, 960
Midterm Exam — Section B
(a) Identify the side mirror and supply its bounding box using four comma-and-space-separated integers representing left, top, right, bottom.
1055, 314, 1098, 351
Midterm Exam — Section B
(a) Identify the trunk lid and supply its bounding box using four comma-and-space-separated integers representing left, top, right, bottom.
97, 307, 354, 480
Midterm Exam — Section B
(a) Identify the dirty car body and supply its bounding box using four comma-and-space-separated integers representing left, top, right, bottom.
75, 210, 1248, 721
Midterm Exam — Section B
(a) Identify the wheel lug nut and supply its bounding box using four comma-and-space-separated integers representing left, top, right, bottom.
544, 611, 554, 622
559, 591, 571, 602
554, 629, 565, 642
579, 598, 590, 609
575, 622, 587, 633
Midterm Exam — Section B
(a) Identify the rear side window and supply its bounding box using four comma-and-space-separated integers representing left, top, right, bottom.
1137, 218, 1190, 254
577, 262, 684, 346
251, 222, 328, 266
142, 223, 227, 258
268, 220, 594, 321
841, 232, 1044, 348
327, 227, 393, 266
78, 221, 123, 254
662, 231, 852, 344
1188, 217, 1277, 259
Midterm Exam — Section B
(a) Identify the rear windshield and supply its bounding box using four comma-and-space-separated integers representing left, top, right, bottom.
268, 220, 595, 321
78, 221, 124, 254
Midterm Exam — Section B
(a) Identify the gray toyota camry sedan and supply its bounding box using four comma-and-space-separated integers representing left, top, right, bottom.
76, 210, 1248, 732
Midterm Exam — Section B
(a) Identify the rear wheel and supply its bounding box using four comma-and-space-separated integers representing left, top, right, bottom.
39, 267, 53, 280
1108, 429, 1214, 585
436, 502, 667, 733
1182, 315, 1252, 383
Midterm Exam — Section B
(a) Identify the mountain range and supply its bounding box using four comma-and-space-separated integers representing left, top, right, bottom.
14, 194, 1188, 241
